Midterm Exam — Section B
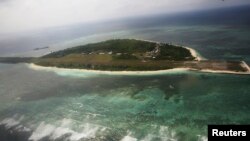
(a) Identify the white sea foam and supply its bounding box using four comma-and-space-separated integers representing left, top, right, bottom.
159, 125, 169, 136
121, 135, 137, 141
197, 135, 208, 141
141, 125, 177, 141
141, 133, 177, 141
0, 115, 31, 132
15, 124, 31, 132
0, 116, 32, 135
29, 122, 56, 141
141, 134, 154, 141
51, 127, 73, 140
50, 124, 100, 141
61, 118, 73, 127
28, 120, 106, 141
0, 118, 20, 129
71, 123, 100, 140
120, 131, 138, 141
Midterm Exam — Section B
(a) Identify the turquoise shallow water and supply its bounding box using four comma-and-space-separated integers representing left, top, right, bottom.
0, 63, 250, 141
1, 23, 250, 141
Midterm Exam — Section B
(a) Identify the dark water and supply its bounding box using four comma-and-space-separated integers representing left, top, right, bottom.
0, 5, 250, 141
0, 63, 250, 141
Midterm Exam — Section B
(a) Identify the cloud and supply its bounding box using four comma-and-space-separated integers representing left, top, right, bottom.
0, 0, 249, 33
0, 0, 9, 3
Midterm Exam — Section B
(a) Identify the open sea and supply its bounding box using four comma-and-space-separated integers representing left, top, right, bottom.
0, 5, 250, 141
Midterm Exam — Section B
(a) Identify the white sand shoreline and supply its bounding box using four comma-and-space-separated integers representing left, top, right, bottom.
29, 63, 250, 76
193, 69, 250, 75
132, 38, 205, 61
183, 46, 204, 61
241, 61, 250, 72
28, 39, 249, 75
28, 63, 190, 76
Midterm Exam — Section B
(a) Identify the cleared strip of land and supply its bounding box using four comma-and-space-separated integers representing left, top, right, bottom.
32, 54, 249, 73
1, 39, 250, 74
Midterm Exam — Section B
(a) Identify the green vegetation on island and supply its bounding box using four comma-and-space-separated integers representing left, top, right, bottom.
35, 39, 195, 70
42, 39, 194, 61
0, 39, 249, 73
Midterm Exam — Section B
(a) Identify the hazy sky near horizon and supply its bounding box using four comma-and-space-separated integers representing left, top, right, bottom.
0, 0, 250, 33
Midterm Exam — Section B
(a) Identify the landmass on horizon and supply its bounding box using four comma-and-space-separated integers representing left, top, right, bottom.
0, 39, 250, 74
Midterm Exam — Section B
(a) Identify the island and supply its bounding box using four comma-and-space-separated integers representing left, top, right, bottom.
0, 39, 250, 74
34, 46, 49, 51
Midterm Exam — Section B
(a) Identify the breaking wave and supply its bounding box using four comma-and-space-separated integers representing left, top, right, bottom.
0, 116, 106, 141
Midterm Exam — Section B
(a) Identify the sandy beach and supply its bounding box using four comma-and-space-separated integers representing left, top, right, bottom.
29, 63, 250, 76
29, 63, 190, 76
194, 69, 250, 75
133, 38, 204, 61
241, 61, 250, 72
183, 46, 204, 61
28, 39, 249, 75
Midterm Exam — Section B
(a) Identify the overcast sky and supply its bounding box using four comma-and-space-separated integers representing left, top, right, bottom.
0, 0, 250, 33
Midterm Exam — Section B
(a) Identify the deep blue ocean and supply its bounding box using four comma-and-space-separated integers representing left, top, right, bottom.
0, 5, 250, 141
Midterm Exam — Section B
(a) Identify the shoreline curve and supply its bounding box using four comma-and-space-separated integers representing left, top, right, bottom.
28, 39, 249, 75
29, 63, 250, 76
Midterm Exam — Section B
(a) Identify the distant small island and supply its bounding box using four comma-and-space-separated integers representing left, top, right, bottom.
34, 46, 49, 51
0, 39, 250, 74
